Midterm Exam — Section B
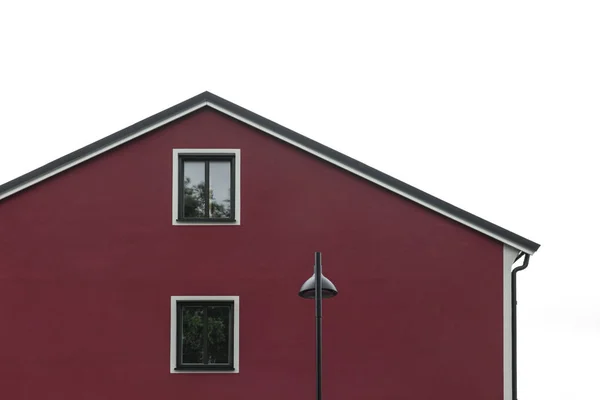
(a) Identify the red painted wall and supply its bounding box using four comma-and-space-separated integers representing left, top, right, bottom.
0, 109, 503, 399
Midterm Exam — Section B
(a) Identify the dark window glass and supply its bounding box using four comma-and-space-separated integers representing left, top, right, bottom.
208, 162, 231, 218
181, 306, 205, 364
176, 301, 234, 370
178, 155, 235, 221
207, 306, 231, 364
182, 161, 206, 218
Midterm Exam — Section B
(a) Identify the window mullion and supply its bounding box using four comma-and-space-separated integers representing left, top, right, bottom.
229, 305, 234, 364
178, 158, 185, 219
203, 305, 209, 365
177, 303, 183, 366
230, 159, 235, 220
204, 161, 210, 218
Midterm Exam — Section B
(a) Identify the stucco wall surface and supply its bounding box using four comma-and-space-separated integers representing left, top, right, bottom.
0, 109, 503, 399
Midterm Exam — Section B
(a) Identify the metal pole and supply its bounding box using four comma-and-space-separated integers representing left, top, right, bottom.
315, 251, 323, 400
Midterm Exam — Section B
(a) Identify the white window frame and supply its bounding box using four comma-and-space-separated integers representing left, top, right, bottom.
172, 149, 241, 225
170, 295, 240, 373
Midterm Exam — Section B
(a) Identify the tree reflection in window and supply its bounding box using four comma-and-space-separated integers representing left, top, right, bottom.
180, 158, 233, 220
183, 178, 231, 219
178, 302, 233, 369
181, 306, 204, 364
207, 306, 230, 364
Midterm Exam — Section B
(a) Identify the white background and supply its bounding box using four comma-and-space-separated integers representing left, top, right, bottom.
1, 1, 598, 398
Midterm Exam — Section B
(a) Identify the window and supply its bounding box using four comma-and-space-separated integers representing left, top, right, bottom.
176, 301, 233, 370
170, 296, 239, 373
172, 149, 241, 225
178, 154, 234, 221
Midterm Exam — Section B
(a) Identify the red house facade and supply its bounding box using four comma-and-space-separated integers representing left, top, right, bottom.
0, 92, 539, 399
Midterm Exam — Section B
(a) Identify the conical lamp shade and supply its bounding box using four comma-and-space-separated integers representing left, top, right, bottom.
298, 274, 338, 299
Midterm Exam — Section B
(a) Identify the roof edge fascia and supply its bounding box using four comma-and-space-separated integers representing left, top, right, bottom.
0, 92, 540, 255
0, 98, 209, 203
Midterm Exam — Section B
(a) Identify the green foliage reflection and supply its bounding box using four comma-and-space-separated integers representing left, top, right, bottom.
183, 177, 231, 218
181, 306, 230, 364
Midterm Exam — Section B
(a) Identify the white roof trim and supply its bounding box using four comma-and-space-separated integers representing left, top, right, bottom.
210, 103, 534, 254
0, 94, 539, 254
0, 101, 208, 202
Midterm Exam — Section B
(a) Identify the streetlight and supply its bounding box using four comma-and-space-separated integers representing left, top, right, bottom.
299, 252, 338, 400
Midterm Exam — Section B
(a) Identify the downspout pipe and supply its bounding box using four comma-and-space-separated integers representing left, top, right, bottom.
511, 252, 530, 400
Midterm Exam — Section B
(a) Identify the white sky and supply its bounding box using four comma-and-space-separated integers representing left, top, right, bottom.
1, 1, 598, 398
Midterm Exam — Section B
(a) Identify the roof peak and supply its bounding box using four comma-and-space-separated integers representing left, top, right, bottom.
0, 92, 539, 254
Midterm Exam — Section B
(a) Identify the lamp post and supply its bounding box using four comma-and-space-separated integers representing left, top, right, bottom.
299, 252, 338, 400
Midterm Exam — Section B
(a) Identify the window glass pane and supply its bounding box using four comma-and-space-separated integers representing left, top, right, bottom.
208, 161, 231, 218
207, 306, 231, 364
183, 161, 206, 218
181, 306, 205, 364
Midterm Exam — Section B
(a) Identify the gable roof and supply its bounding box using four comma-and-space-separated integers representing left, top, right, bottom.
0, 91, 540, 254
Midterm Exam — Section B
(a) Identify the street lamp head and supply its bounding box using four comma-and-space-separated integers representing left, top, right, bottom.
298, 274, 338, 299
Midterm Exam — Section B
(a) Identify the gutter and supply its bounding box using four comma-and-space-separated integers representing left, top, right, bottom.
511, 251, 530, 400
